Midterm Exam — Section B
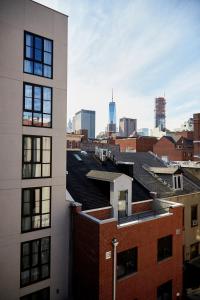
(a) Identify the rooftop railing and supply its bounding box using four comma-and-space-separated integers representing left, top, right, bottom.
118, 207, 170, 225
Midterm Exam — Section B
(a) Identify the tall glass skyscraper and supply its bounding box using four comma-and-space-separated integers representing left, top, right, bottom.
109, 100, 116, 125
108, 90, 116, 132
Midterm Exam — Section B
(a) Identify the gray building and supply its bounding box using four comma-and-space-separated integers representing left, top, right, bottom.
73, 109, 95, 139
0, 0, 69, 299
119, 117, 137, 137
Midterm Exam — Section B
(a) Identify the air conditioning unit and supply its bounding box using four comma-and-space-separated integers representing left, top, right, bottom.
192, 220, 198, 226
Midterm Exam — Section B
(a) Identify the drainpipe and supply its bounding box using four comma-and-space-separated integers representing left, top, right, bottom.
112, 237, 119, 300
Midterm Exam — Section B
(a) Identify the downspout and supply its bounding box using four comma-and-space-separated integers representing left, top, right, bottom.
112, 237, 119, 300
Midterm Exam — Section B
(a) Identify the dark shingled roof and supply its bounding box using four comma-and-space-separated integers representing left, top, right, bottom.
113, 152, 200, 198
66, 151, 150, 210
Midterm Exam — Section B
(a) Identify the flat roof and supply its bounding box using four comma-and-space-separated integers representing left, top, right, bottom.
32, 0, 69, 17
87, 170, 123, 182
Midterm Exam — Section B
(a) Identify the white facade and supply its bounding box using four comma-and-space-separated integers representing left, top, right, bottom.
0, 0, 69, 299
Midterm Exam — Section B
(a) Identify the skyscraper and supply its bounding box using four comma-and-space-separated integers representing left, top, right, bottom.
73, 109, 95, 139
155, 97, 166, 131
107, 90, 116, 133
119, 118, 137, 137
0, 0, 69, 299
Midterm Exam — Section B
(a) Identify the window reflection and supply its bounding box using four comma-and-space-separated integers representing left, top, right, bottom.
24, 32, 53, 78
23, 83, 52, 128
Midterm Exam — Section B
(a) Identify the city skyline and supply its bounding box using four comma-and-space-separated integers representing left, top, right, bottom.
35, 0, 200, 134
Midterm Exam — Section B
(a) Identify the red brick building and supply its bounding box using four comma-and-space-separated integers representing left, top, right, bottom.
67, 151, 183, 300
115, 136, 158, 152
193, 113, 200, 161
153, 136, 193, 162
72, 198, 183, 300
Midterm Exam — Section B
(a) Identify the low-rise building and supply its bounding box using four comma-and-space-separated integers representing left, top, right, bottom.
67, 150, 183, 300
153, 136, 193, 162
115, 136, 157, 153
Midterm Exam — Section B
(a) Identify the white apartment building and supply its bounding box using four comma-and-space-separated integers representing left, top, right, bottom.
0, 0, 69, 299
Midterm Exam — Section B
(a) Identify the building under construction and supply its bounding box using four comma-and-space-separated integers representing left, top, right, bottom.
155, 97, 166, 131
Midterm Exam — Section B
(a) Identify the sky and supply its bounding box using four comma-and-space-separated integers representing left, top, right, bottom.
34, 0, 200, 134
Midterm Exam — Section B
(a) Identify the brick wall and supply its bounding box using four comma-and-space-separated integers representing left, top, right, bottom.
115, 137, 157, 152
153, 137, 184, 161
87, 207, 113, 220
73, 204, 183, 300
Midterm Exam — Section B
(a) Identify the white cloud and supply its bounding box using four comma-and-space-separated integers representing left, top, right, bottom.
34, 0, 200, 134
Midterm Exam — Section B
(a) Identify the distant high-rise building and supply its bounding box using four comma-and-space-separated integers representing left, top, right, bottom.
155, 97, 166, 131
119, 118, 137, 137
73, 109, 95, 139
138, 128, 150, 136
107, 90, 116, 133
67, 118, 73, 133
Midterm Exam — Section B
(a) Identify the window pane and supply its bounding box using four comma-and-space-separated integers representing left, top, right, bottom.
35, 49, 42, 62
32, 216, 41, 229
26, 46, 33, 59
24, 60, 33, 73
42, 164, 50, 177
24, 150, 31, 162
43, 115, 51, 127
42, 214, 50, 227
33, 137, 41, 150
22, 217, 31, 232
43, 137, 51, 150
34, 63, 42, 76
43, 101, 51, 113
25, 97, 32, 110
22, 256, 30, 269
33, 113, 42, 126
44, 65, 52, 78
43, 88, 51, 100
44, 39, 52, 52
44, 52, 52, 65
31, 267, 39, 282
34, 86, 41, 99
35, 189, 40, 201
23, 190, 31, 214
42, 187, 50, 200
32, 149, 40, 162
23, 112, 32, 126
35, 37, 42, 49
43, 150, 50, 163
41, 265, 49, 279
34, 99, 41, 111
32, 164, 41, 177
21, 270, 30, 285
23, 164, 32, 178
24, 137, 32, 149
22, 243, 30, 256
32, 253, 39, 267
26, 33, 33, 46
25, 85, 32, 97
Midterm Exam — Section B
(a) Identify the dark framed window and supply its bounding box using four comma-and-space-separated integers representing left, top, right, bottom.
23, 83, 52, 128
20, 287, 50, 300
22, 135, 52, 179
21, 187, 51, 233
24, 31, 53, 79
157, 235, 172, 262
191, 205, 198, 227
117, 247, 137, 279
21, 237, 50, 287
190, 242, 199, 260
157, 280, 172, 300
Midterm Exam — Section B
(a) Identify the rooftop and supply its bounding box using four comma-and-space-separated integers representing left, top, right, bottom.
66, 150, 150, 210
